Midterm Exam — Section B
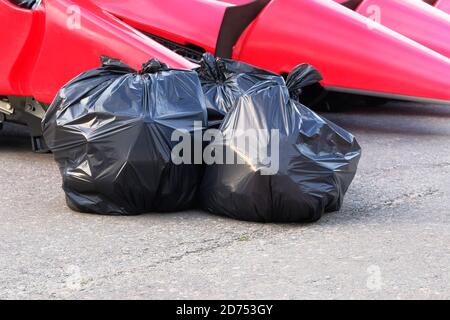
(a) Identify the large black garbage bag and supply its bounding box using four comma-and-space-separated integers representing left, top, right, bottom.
42, 57, 207, 215
197, 53, 285, 127
199, 70, 361, 223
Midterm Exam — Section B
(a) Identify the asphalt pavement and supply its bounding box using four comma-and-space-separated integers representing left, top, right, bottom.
0, 101, 449, 299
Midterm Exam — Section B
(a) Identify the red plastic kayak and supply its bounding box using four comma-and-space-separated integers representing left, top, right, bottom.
0, 0, 195, 104
90, 0, 231, 55
94, 0, 450, 104
2, 0, 450, 105
336, 0, 450, 59
0, 0, 195, 150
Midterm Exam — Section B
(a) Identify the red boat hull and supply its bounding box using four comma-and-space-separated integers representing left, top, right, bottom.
0, 0, 195, 104
89, 0, 231, 54
233, 0, 450, 103
336, 0, 450, 59
2, 0, 450, 104
94, 0, 450, 103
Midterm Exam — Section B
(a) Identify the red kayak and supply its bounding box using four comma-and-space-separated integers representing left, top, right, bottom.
0, 0, 194, 103
93, 0, 450, 104
0, 0, 194, 150
336, 0, 450, 58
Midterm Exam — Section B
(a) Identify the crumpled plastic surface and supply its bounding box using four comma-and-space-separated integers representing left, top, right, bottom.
197, 53, 285, 127
42, 57, 207, 215
199, 65, 361, 222
12, 0, 39, 9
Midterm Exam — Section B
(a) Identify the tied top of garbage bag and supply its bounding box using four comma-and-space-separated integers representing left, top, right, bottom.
286, 63, 324, 102
197, 53, 286, 127
43, 56, 207, 215
200, 65, 361, 223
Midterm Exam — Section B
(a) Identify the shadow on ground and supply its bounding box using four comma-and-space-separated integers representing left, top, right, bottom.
2, 101, 449, 152
0, 122, 32, 151
320, 101, 450, 137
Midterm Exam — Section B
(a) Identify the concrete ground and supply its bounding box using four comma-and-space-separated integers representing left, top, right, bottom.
0, 101, 449, 300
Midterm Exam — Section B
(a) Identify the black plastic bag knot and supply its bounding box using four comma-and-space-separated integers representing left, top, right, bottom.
197, 53, 285, 128
140, 59, 169, 74
198, 53, 227, 83
286, 64, 323, 100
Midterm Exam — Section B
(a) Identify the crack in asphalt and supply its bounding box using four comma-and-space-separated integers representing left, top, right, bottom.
91, 227, 268, 282
363, 162, 450, 178
338, 188, 442, 219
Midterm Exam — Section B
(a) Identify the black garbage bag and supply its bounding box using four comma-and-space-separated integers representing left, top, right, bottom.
199, 68, 361, 223
197, 53, 285, 128
42, 57, 207, 215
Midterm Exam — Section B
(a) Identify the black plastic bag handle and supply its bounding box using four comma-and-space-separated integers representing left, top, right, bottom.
100, 56, 169, 74
197, 53, 279, 83
197, 53, 227, 82
100, 56, 136, 73
286, 64, 323, 100
140, 59, 169, 74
